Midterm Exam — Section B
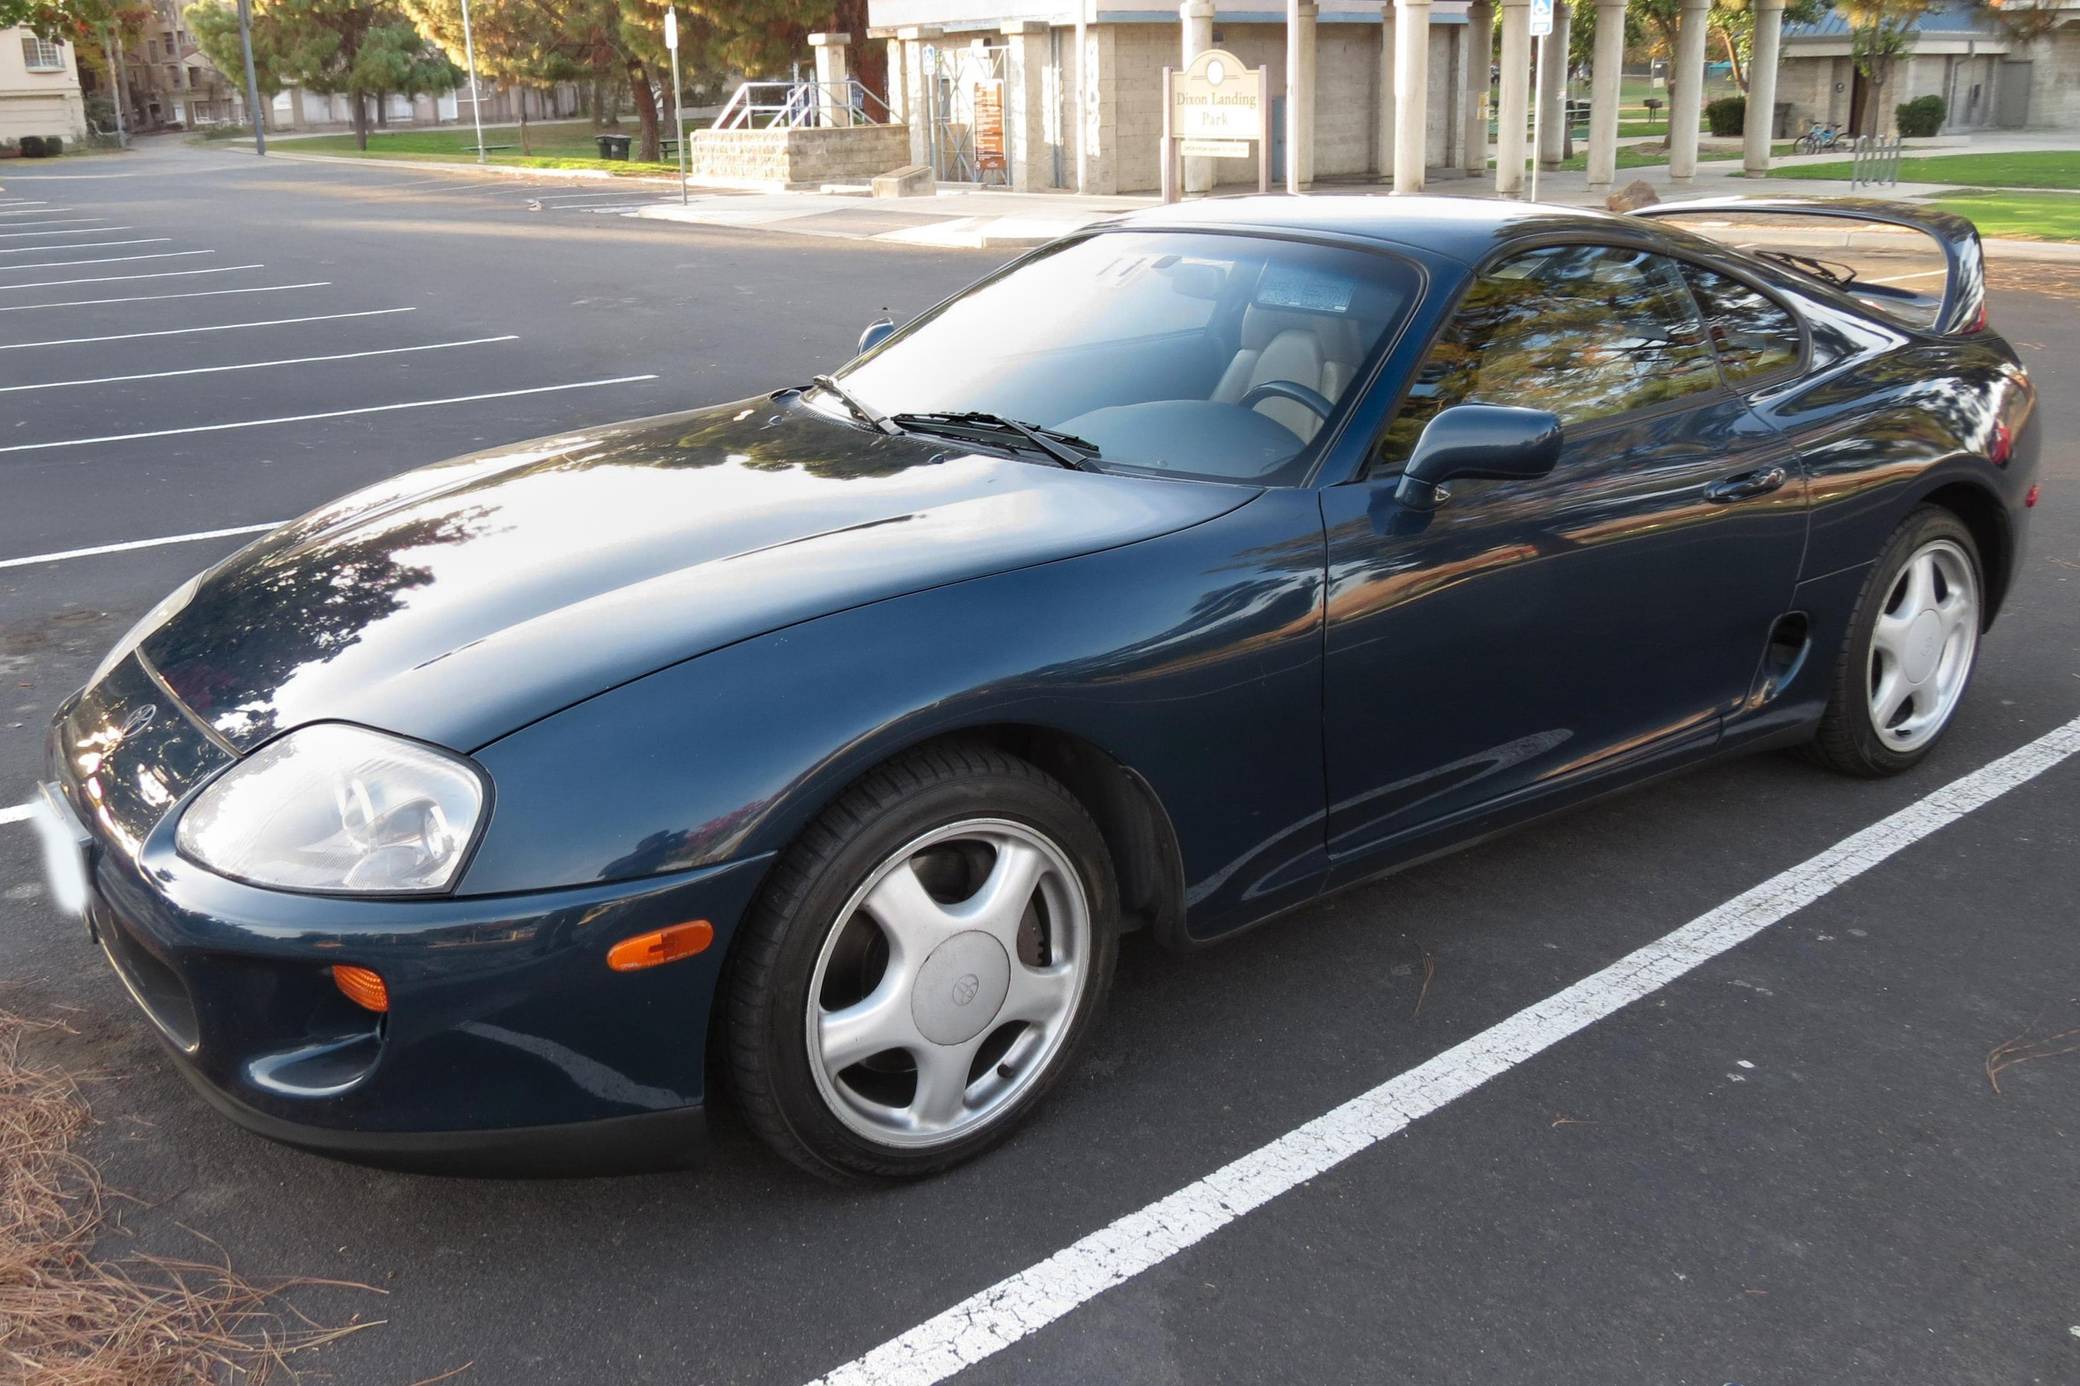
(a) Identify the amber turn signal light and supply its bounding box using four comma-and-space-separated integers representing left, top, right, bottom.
332, 964, 390, 1013
607, 921, 714, 972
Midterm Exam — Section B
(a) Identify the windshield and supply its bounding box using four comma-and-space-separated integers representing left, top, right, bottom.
830, 231, 1418, 485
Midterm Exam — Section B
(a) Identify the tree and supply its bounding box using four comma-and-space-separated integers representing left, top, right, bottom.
357, 19, 458, 126
402, 0, 578, 148
187, 0, 287, 128
1842, 0, 1928, 127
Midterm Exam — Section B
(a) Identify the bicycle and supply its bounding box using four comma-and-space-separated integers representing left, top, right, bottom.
1792, 121, 1845, 155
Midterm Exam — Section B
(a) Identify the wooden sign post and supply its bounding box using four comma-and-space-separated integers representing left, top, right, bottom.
1161, 49, 1270, 204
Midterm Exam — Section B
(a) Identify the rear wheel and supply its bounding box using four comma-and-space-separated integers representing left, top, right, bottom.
724, 743, 1119, 1181
1810, 507, 1983, 776
1793, 134, 1817, 154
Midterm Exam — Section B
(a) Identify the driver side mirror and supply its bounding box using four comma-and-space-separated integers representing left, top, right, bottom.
1393, 404, 1562, 511
858, 318, 895, 355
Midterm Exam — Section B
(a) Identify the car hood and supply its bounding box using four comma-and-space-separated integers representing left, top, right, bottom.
139, 395, 1257, 752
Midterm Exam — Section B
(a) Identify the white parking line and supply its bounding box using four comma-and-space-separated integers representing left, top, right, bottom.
0, 305, 411, 348
0, 263, 260, 292
0, 226, 132, 239
0, 249, 212, 272
0, 200, 49, 206
0, 521, 280, 572
0, 374, 660, 454
0, 238, 169, 255
0, 804, 29, 828
0, 334, 519, 393
0, 218, 106, 230
0, 280, 330, 313
805, 713, 2080, 1386
0, 206, 75, 216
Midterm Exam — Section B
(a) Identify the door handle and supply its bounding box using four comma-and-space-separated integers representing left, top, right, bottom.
1705, 465, 1789, 504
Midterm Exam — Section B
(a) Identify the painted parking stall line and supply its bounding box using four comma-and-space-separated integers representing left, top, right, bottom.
0, 374, 661, 454
0, 335, 521, 394
0, 804, 29, 828
0, 238, 170, 255
0, 281, 332, 314
0, 226, 133, 239
805, 712, 2080, 1386
0, 249, 212, 272
0, 219, 108, 230
0, 263, 262, 292
0, 522, 281, 572
0, 305, 412, 349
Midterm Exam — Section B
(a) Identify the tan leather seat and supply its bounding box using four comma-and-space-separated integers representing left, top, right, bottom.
1212, 306, 1363, 442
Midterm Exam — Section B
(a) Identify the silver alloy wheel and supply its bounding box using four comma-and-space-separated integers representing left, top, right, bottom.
805, 818, 1091, 1150
1868, 537, 1979, 752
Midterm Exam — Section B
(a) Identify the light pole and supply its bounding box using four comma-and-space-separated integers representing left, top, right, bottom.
235, 0, 266, 154
665, 6, 686, 204
459, 0, 486, 162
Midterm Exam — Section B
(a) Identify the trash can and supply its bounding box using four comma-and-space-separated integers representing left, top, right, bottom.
595, 134, 632, 160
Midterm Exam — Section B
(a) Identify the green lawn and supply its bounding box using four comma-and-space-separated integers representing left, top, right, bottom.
1774, 150, 2080, 190
251, 121, 699, 175
1927, 190, 2080, 242
1494, 141, 1791, 174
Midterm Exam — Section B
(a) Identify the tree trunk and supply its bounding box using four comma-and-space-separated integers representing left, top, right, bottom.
1720, 30, 1746, 94
375, 90, 388, 128
519, 92, 531, 154
352, 90, 370, 149
627, 58, 660, 162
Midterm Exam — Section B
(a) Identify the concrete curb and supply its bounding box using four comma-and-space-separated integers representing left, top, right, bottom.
258, 149, 683, 187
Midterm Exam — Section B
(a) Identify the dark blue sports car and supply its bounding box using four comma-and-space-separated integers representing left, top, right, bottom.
36, 195, 2039, 1179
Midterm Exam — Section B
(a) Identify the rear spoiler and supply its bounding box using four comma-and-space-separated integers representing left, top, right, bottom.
1633, 196, 1987, 336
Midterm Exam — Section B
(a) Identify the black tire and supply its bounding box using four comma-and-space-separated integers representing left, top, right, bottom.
724, 742, 1119, 1182
1808, 506, 1983, 777
1793, 135, 1816, 155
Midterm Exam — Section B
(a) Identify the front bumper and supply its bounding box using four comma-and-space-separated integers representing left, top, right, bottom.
44, 667, 772, 1170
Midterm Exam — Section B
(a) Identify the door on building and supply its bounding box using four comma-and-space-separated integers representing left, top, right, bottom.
1849, 68, 1870, 133
1997, 61, 2032, 128
925, 43, 1010, 184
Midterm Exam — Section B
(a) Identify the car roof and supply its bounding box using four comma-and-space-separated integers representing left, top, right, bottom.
1107, 194, 1652, 265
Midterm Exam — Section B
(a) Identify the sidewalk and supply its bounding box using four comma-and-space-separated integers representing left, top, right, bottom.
626, 153, 2080, 262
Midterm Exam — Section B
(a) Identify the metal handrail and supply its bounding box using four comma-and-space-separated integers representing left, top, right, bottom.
713, 78, 893, 130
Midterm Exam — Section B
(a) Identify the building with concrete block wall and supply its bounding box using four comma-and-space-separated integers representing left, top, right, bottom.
867, 0, 1479, 196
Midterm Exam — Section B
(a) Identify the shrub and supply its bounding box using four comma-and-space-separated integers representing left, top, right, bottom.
19, 135, 45, 157
1704, 96, 1747, 137
1896, 94, 1946, 138
41, 134, 62, 156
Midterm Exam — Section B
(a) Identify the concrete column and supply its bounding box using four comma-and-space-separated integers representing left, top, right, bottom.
1495, 0, 1531, 195
1668, 0, 1709, 182
1299, 0, 1319, 186
1004, 21, 1052, 191
882, 35, 906, 123
1181, 0, 1216, 193
898, 27, 939, 169
1462, 0, 1492, 176
1535, 0, 1568, 169
1377, 0, 1395, 180
1744, 0, 1786, 176
809, 33, 852, 128
1393, 0, 1431, 191
1584, 0, 1625, 192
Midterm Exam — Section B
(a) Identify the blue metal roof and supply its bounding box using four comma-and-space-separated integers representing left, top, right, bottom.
1784, 2, 2007, 41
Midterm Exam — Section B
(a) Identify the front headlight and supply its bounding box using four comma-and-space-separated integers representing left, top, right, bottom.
176, 724, 486, 894
89, 575, 200, 690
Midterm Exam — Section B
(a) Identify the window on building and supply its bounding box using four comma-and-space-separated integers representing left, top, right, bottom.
21, 34, 65, 72
1379, 243, 1722, 466
1681, 265, 1803, 385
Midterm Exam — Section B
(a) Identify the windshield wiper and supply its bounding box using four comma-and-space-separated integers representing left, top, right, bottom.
812, 374, 900, 435
888, 412, 1100, 470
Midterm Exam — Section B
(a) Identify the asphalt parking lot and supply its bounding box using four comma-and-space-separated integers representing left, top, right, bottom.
3, 139, 2077, 1385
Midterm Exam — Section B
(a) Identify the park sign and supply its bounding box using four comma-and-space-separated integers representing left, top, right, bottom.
1529, 0, 1553, 37
1160, 49, 1270, 202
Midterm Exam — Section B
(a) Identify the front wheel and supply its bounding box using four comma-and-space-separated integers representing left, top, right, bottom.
1793, 135, 1817, 155
1809, 507, 1983, 777
724, 743, 1119, 1181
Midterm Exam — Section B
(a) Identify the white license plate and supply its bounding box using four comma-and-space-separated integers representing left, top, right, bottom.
31, 784, 92, 922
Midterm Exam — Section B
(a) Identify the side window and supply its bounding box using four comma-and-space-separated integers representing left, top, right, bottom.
1681, 264, 1802, 385
1378, 244, 1721, 467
